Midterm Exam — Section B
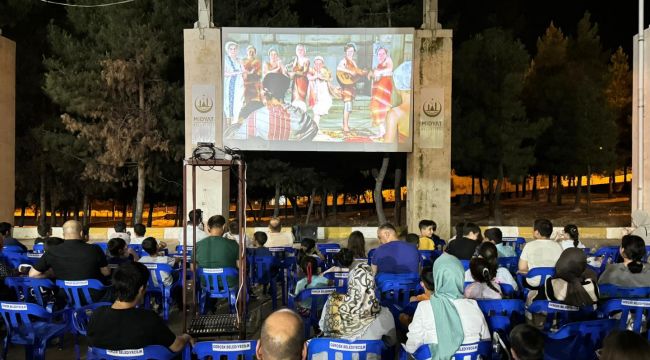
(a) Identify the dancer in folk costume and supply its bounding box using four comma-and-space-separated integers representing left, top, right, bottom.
307, 56, 335, 125
262, 47, 287, 78
223, 41, 244, 125
288, 44, 310, 111
242, 45, 262, 106
368, 46, 394, 139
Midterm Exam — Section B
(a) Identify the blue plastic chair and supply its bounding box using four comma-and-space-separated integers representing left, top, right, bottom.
71, 302, 112, 359
3, 245, 26, 253
545, 319, 617, 360
598, 284, 650, 299
249, 255, 280, 309
4, 251, 36, 268
32, 243, 45, 253
56, 279, 109, 309
0, 301, 68, 360
128, 244, 145, 257
193, 340, 257, 360
175, 244, 193, 256
460, 260, 470, 271
196, 267, 238, 314
517, 267, 555, 298
375, 273, 422, 308
269, 247, 297, 303
87, 344, 189, 360
399, 341, 492, 360
367, 248, 376, 265
93, 242, 109, 254
317, 243, 341, 269
141, 263, 181, 321
307, 338, 385, 360
599, 298, 650, 340
590, 246, 620, 275
323, 271, 349, 288
644, 246, 650, 262
289, 287, 345, 338
477, 299, 525, 334
528, 300, 596, 332
498, 256, 519, 276
4, 277, 57, 310
501, 237, 526, 256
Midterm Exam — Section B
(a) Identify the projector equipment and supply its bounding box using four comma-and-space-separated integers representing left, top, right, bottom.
192, 142, 216, 160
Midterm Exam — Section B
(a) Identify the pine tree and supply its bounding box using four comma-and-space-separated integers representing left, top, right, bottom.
44, 1, 191, 224
606, 47, 633, 185
454, 28, 544, 223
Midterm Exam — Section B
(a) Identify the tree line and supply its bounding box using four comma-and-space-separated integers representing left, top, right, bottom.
0, 1, 631, 227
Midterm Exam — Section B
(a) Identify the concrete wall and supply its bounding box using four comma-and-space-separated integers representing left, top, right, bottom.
633, 29, 650, 213
183, 28, 230, 220
0, 36, 15, 224
406, 29, 453, 237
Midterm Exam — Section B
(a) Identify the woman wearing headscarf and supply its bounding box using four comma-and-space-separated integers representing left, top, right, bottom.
541, 248, 599, 307
630, 210, 650, 245
319, 263, 396, 343
404, 253, 490, 358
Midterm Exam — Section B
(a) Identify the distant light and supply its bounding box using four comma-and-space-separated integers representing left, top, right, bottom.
599, 146, 603, 150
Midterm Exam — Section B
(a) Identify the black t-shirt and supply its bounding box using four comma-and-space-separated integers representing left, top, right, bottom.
88, 306, 176, 350
446, 237, 479, 260
33, 240, 108, 280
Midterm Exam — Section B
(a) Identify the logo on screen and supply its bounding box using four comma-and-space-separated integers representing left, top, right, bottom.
422, 99, 441, 117
195, 94, 214, 113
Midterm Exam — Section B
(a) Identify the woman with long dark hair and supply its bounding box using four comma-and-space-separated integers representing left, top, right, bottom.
599, 235, 650, 287
556, 224, 586, 250
347, 231, 366, 259
545, 248, 599, 307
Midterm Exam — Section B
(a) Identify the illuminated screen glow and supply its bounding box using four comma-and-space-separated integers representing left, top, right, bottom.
221, 27, 414, 152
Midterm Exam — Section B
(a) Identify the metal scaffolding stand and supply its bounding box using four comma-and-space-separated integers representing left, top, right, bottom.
181, 158, 247, 339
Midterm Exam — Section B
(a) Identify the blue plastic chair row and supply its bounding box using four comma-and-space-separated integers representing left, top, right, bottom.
599, 298, 650, 340
501, 237, 526, 257
323, 271, 349, 288
196, 267, 239, 315
398, 341, 492, 360
87, 344, 189, 360
141, 263, 181, 321
317, 243, 341, 269
289, 287, 346, 338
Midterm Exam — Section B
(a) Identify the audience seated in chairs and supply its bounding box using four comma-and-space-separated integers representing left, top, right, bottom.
322, 248, 354, 275
509, 324, 544, 360
371, 223, 420, 275
107, 237, 140, 264
465, 256, 504, 300
294, 256, 329, 297
319, 263, 396, 344
297, 238, 324, 267
0, 222, 27, 252
29, 220, 110, 283
257, 309, 306, 360
518, 219, 563, 286
465, 242, 518, 296
34, 223, 52, 246
346, 231, 367, 264
484, 227, 517, 258
405, 233, 420, 249
88, 262, 191, 353
446, 223, 481, 260
266, 217, 295, 247
417, 219, 442, 251
404, 253, 490, 356
139, 237, 179, 286
556, 224, 586, 251
112, 221, 132, 244
178, 209, 209, 245
195, 214, 239, 294
44, 237, 63, 251
399, 266, 434, 328
251, 231, 273, 257
225, 220, 250, 247
599, 330, 650, 360
599, 235, 650, 288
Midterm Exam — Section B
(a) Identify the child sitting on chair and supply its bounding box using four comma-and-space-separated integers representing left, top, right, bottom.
296, 238, 324, 268
107, 237, 139, 265
399, 265, 434, 328
294, 256, 329, 335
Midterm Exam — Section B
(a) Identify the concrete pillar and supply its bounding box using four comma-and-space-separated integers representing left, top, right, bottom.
633, 28, 650, 213
183, 28, 230, 219
0, 36, 15, 224
406, 29, 453, 237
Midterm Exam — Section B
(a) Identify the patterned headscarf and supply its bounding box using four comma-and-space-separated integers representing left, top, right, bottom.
322, 263, 381, 340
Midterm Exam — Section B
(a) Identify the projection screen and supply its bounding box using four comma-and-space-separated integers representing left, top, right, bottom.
221, 27, 414, 152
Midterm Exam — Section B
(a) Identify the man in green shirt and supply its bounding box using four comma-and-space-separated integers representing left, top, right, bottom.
195, 215, 240, 287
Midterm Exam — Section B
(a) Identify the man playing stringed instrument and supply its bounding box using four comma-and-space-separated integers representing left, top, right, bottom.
336, 43, 367, 132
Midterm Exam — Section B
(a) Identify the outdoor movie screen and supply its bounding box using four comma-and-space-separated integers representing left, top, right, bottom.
221, 27, 414, 152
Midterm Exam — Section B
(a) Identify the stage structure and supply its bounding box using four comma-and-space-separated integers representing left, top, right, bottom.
0, 35, 15, 224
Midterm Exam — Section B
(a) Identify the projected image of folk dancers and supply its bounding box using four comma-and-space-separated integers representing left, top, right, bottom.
221, 29, 414, 152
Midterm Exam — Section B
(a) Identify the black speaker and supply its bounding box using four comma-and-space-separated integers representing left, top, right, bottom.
293, 224, 318, 243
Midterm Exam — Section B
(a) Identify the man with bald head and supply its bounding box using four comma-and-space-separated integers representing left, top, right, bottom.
265, 217, 295, 247
256, 309, 306, 360
30, 220, 110, 281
